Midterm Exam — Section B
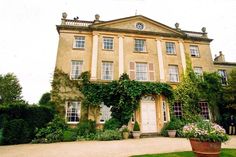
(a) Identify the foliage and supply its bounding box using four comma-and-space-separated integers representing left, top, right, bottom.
172, 70, 223, 121
133, 121, 140, 131
39, 92, 51, 105
0, 73, 23, 105
120, 125, 129, 132
63, 129, 77, 142
2, 119, 31, 145
104, 118, 121, 130
161, 118, 189, 137
0, 103, 54, 141
52, 70, 173, 125
0, 129, 2, 145
80, 72, 173, 125
223, 68, 236, 109
183, 120, 229, 142
33, 115, 67, 143
51, 69, 83, 115
95, 130, 122, 141
76, 120, 96, 136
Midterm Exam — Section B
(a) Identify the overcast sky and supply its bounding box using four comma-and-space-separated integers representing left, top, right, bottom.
0, 0, 235, 104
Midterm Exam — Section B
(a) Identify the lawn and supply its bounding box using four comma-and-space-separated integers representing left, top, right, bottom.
132, 149, 236, 157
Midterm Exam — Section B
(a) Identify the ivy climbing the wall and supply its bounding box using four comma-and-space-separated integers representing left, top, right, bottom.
52, 70, 173, 125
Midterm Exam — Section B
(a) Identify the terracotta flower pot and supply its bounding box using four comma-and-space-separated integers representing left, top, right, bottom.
189, 138, 221, 157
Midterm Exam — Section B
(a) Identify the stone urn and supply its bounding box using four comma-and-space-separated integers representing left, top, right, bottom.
167, 130, 176, 138
132, 131, 141, 139
122, 132, 129, 139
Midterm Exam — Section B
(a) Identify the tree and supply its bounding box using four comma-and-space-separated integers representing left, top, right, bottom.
39, 92, 51, 105
0, 73, 23, 105
223, 68, 236, 110
39, 92, 56, 111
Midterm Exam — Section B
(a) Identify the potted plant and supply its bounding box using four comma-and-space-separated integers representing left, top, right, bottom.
120, 125, 129, 139
183, 120, 229, 157
166, 120, 178, 137
132, 121, 141, 139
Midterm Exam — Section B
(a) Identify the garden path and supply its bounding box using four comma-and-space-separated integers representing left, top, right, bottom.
0, 136, 235, 157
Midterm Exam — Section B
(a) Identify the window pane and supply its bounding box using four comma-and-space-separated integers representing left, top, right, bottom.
74, 36, 85, 48
199, 102, 210, 119
162, 101, 167, 122
100, 102, 111, 123
71, 60, 83, 79
173, 102, 182, 118
136, 63, 148, 81
190, 45, 200, 57
102, 62, 113, 80
103, 37, 113, 50
166, 42, 175, 54
218, 70, 227, 85
135, 39, 145, 52
169, 65, 179, 82
194, 67, 203, 76
66, 101, 80, 122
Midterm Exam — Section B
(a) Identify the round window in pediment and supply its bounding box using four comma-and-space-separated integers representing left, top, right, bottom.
136, 22, 144, 30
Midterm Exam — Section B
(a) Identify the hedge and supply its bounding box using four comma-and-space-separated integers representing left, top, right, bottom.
0, 104, 54, 144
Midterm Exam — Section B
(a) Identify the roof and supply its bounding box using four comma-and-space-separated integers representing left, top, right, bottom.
57, 15, 213, 42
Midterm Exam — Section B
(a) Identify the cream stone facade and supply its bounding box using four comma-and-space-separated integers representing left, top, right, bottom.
54, 13, 236, 133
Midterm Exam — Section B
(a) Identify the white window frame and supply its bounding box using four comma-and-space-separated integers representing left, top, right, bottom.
218, 69, 227, 85
73, 36, 85, 49
136, 63, 148, 81
65, 101, 80, 124
99, 102, 111, 123
70, 60, 83, 80
103, 37, 114, 50
194, 67, 203, 76
134, 39, 146, 52
169, 65, 179, 82
102, 61, 113, 80
166, 42, 176, 54
162, 101, 168, 123
190, 45, 200, 57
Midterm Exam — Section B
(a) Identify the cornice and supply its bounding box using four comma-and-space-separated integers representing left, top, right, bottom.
56, 25, 213, 42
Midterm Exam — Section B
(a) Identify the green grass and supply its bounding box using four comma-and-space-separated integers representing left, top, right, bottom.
132, 149, 236, 157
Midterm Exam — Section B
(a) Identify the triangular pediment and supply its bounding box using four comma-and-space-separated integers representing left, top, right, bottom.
93, 15, 182, 35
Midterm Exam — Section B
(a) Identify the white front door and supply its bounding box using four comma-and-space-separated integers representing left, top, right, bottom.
141, 97, 157, 133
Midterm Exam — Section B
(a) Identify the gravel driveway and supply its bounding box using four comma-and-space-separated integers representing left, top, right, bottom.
0, 136, 235, 157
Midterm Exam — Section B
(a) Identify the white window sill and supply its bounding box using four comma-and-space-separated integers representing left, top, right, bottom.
67, 122, 79, 124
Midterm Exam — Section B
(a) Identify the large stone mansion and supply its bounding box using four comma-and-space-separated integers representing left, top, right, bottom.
54, 13, 236, 133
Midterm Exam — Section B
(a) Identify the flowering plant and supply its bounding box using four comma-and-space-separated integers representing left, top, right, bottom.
119, 125, 129, 132
183, 120, 229, 142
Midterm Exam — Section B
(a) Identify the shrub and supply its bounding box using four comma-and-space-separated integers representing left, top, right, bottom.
76, 120, 96, 136
95, 130, 122, 141
133, 121, 140, 131
2, 119, 30, 145
104, 118, 121, 130
0, 129, 3, 145
33, 115, 67, 143
63, 130, 77, 142
161, 118, 186, 137
0, 104, 54, 140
